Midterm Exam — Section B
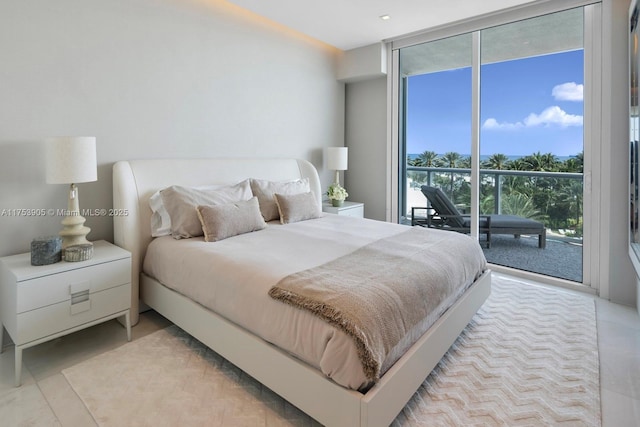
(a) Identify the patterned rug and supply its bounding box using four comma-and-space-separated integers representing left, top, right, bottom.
62, 275, 600, 426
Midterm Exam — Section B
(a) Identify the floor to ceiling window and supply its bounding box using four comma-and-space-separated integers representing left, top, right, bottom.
399, 33, 473, 216
395, 4, 596, 286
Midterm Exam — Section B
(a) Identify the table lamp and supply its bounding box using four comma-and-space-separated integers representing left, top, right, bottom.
46, 136, 97, 253
327, 147, 348, 186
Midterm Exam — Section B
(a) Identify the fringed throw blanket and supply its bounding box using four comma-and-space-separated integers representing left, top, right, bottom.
269, 227, 487, 382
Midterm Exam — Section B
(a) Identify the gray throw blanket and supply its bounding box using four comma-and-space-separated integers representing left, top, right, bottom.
269, 227, 486, 382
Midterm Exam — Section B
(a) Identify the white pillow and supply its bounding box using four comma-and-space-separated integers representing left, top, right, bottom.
150, 184, 225, 237
149, 190, 172, 237
250, 178, 310, 221
159, 180, 253, 239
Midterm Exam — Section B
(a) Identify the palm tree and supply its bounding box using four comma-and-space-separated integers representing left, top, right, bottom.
500, 193, 543, 219
485, 153, 510, 170
439, 151, 462, 194
523, 151, 559, 171
522, 152, 544, 171
558, 179, 583, 233
418, 150, 439, 167
509, 158, 529, 171
540, 152, 559, 171
440, 151, 462, 168
566, 151, 584, 173
561, 158, 581, 172
458, 156, 472, 169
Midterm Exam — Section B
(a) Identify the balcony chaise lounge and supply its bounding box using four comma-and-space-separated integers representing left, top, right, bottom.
412, 185, 546, 249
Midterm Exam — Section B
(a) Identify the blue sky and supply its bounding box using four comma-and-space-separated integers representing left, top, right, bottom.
406, 49, 584, 157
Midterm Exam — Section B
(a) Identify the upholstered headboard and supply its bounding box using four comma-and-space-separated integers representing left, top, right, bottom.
112, 158, 322, 324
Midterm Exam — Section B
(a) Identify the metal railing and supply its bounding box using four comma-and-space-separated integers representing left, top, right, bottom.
405, 165, 583, 222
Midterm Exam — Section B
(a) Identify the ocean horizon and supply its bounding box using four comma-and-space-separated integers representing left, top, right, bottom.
407, 153, 579, 162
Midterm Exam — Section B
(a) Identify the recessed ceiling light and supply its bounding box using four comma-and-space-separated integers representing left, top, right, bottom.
379, 14, 391, 21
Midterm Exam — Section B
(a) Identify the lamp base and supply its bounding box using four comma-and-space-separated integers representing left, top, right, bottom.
59, 183, 93, 259
59, 215, 92, 256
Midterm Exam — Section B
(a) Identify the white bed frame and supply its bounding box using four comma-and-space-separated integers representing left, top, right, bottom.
112, 157, 491, 427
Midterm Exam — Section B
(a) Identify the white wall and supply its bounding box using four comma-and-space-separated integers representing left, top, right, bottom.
0, 0, 344, 257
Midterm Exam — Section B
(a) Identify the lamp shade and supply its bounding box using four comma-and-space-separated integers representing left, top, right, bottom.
46, 136, 97, 184
327, 147, 348, 171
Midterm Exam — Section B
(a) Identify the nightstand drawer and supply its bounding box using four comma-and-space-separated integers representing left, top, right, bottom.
339, 205, 364, 217
322, 201, 364, 218
16, 258, 130, 313
15, 282, 131, 345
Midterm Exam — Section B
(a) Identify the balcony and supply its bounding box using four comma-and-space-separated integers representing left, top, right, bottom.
405, 166, 583, 283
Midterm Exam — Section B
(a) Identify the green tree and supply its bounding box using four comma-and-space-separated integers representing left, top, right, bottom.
560, 152, 583, 173
412, 149, 583, 236
440, 151, 462, 168
418, 150, 439, 167
484, 153, 510, 170
509, 158, 529, 171
523, 151, 559, 171
439, 152, 462, 194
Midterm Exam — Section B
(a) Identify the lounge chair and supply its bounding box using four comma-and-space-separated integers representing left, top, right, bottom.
412, 185, 546, 249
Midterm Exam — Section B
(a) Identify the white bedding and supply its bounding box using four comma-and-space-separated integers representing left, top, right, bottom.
143, 214, 487, 390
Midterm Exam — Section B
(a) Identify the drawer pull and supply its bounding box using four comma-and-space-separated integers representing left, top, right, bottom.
70, 289, 91, 315
71, 289, 90, 304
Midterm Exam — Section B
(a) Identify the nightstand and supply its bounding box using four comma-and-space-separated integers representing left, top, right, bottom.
322, 201, 364, 218
0, 240, 131, 386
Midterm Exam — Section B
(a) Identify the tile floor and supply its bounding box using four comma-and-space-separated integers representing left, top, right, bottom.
0, 273, 638, 426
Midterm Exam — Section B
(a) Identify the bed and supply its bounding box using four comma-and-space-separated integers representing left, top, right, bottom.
112, 157, 491, 427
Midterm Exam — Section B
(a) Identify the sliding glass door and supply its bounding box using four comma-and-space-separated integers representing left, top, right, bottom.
397, 7, 587, 284
399, 34, 472, 219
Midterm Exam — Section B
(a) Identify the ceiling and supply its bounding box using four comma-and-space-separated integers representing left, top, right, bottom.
400, 7, 582, 76
226, 0, 544, 51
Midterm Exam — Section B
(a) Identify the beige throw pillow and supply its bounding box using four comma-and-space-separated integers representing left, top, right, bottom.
274, 192, 321, 224
250, 178, 310, 221
196, 197, 267, 242
161, 180, 252, 239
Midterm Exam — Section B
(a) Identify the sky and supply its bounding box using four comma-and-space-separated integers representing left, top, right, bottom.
406, 49, 584, 157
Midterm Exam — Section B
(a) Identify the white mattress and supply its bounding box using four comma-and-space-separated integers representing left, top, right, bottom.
142, 214, 487, 390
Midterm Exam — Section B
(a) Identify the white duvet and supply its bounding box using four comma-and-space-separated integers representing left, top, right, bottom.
143, 214, 487, 390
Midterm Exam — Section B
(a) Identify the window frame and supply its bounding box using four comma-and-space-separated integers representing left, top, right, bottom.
388, 0, 601, 292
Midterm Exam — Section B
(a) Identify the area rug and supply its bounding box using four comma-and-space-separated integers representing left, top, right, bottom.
62, 275, 601, 426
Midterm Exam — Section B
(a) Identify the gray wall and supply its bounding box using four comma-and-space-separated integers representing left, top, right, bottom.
0, 0, 344, 257
344, 77, 388, 221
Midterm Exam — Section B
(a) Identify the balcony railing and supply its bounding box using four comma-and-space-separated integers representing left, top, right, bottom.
405, 166, 584, 236
405, 166, 584, 282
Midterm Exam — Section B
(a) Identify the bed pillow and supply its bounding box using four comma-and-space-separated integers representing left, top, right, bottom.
250, 178, 310, 221
150, 183, 238, 237
274, 192, 321, 224
161, 180, 252, 239
196, 197, 267, 242
149, 190, 172, 237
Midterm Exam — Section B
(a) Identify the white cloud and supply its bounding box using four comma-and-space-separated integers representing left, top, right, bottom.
523, 106, 583, 127
483, 106, 583, 130
482, 118, 523, 130
552, 82, 583, 101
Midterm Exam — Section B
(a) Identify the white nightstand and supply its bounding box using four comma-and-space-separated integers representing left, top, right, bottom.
322, 201, 364, 218
0, 240, 132, 386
